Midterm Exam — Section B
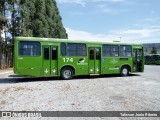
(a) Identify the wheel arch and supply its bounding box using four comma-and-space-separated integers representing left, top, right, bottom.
120, 64, 131, 72
60, 65, 76, 75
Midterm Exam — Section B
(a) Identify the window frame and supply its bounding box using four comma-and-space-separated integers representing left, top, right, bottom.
65, 43, 87, 57
19, 41, 41, 57
44, 47, 49, 60
96, 48, 101, 60
89, 48, 94, 60
61, 43, 66, 56
120, 45, 132, 57
102, 44, 119, 57
52, 47, 58, 60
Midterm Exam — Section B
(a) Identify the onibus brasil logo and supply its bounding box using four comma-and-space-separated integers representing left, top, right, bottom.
77, 58, 88, 65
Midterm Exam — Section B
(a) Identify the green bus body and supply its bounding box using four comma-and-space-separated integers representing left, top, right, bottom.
14, 37, 144, 79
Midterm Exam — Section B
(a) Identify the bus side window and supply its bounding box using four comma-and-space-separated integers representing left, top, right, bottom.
44, 47, 49, 60
120, 45, 132, 57
90, 48, 94, 60
19, 41, 41, 56
61, 43, 66, 56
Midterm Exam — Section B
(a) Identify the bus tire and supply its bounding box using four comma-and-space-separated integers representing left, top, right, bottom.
61, 67, 73, 80
121, 66, 129, 77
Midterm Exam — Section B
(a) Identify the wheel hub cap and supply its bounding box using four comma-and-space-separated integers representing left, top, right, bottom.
122, 68, 128, 75
64, 70, 71, 78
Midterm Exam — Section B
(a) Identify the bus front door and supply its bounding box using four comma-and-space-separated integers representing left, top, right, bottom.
133, 49, 143, 72
89, 48, 101, 74
43, 46, 58, 76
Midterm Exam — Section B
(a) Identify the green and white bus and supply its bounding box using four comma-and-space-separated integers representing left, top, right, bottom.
14, 37, 144, 79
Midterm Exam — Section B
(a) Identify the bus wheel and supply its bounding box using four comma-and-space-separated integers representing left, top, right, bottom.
61, 67, 73, 80
121, 66, 129, 76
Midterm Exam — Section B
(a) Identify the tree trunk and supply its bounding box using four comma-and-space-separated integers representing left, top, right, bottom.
11, 2, 16, 68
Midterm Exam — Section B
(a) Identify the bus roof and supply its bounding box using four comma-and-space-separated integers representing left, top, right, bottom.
14, 37, 142, 46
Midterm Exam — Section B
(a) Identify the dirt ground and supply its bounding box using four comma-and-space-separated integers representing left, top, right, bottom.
0, 65, 160, 119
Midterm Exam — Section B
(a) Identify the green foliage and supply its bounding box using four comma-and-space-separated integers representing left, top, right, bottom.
150, 47, 157, 54
0, 0, 6, 30
19, 0, 68, 38
1, 0, 67, 68
1, 0, 67, 38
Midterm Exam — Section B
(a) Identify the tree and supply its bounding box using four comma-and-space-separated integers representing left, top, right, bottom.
18, 0, 34, 36
6, 0, 21, 67
47, 0, 67, 38
0, 0, 6, 33
150, 47, 157, 54
0, 0, 67, 68
19, 0, 68, 38
0, 0, 6, 68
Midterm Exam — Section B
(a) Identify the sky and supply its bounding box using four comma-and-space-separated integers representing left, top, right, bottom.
56, 0, 160, 43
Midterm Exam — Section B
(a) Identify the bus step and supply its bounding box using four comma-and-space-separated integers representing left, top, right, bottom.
90, 74, 100, 76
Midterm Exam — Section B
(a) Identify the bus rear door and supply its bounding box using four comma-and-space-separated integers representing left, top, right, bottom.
88, 47, 101, 75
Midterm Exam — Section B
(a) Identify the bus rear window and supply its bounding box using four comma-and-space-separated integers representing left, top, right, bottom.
19, 41, 41, 56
